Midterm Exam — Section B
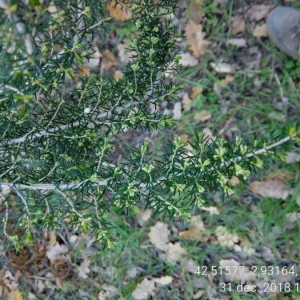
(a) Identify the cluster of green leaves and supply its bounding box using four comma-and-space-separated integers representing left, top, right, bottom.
0, 0, 299, 249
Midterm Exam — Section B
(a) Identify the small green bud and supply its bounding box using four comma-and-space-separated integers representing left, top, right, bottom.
150, 36, 159, 44
131, 63, 140, 72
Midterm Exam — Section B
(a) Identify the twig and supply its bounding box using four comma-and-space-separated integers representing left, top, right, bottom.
0, 133, 297, 192
84, 17, 112, 31
0, 180, 108, 191
1, 90, 171, 146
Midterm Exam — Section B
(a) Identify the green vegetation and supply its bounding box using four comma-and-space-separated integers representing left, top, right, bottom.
0, 0, 299, 247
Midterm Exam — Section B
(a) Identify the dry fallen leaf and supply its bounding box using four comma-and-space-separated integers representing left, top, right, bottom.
136, 209, 152, 226
215, 75, 235, 91
148, 221, 169, 251
253, 23, 268, 38
185, 19, 211, 58
174, 134, 192, 145
8, 289, 23, 300
113, 70, 124, 81
231, 15, 245, 35
250, 177, 293, 200
246, 5, 273, 21
185, 1, 204, 24
0, 270, 15, 298
154, 276, 173, 285
191, 86, 202, 99
286, 152, 300, 164
48, 2, 57, 13
215, 226, 239, 247
107, 0, 132, 21
148, 223, 186, 263
210, 62, 235, 73
78, 258, 90, 279
132, 278, 155, 300
268, 170, 296, 182
181, 259, 198, 274
162, 242, 187, 263
229, 176, 240, 186
46, 243, 69, 261
79, 66, 91, 77
181, 92, 192, 108
194, 110, 212, 122
2, 271, 18, 292
51, 257, 72, 279
233, 243, 256, 255
227, 38, 246, 48
132, 276, 172, 300
179, 227, 202, 240
220, 259, 256, 282
223, 74, 235, 84
261, 246, 275, 261
45, 242, 72, 279
98, 284, 118, 300
179, 215, 205, 240
199, 206, 220, 215
203, 127, 215, 141
37, 279, 46, 293
101, 49, 117, 70
190, 215, 205, 230
179, 52, 199, 67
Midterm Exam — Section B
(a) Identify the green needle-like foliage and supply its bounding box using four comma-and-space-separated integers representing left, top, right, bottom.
0, 0, 299, 249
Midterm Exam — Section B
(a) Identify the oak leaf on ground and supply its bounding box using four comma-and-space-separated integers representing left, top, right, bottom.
179, 52, 198, 67
246, 5, 273, 21
215, 226, 239, 247
253, 24, 268, 38
148, 221, 169, 251
148, 222, 186, 263
161, 242, 186, 263
185, 20, 211, 58
231, 15, 245, 35
250, 176, 294, 200
132, 276, 172, 300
